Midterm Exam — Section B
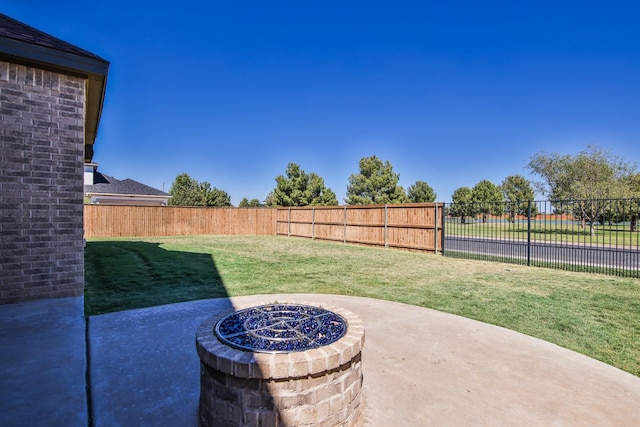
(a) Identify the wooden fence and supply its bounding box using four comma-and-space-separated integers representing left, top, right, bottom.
84, 203, 444, 253
275, 203, 444, 254
84, 205, 276, 238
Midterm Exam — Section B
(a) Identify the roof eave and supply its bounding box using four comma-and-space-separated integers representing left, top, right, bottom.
0, 37, 109, 163
85, 192, 172, 199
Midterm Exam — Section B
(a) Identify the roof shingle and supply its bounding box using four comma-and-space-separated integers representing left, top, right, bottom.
85, 172, 169, 197
0, 13, 106, 62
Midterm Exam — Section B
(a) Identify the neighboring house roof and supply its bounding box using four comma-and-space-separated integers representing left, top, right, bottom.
0, 13, 109, 163
85, 172, 170, 198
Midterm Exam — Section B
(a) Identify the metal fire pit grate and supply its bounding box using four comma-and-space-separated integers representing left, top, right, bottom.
214, 303, 348, 353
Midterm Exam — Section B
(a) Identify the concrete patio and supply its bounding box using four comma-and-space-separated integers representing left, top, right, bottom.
2, 294, 640, 426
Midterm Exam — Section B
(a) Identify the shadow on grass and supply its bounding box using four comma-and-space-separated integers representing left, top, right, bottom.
85, 240, 288, 425
84, 240, 228, 316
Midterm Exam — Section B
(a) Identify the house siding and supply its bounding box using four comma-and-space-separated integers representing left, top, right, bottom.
0, 60, 86, 303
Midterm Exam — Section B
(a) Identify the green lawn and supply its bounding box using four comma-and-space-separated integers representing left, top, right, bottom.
85, 235, 640, 377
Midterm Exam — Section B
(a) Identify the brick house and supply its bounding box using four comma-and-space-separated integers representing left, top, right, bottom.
0, 14, 109, 303
84, 163, 171, 206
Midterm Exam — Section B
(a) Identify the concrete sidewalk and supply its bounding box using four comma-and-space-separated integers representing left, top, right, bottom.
3, 294, 640, 426
0, 297, 88, 427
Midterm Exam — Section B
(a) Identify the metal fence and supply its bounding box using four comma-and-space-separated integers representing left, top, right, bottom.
443, 198, 640, 278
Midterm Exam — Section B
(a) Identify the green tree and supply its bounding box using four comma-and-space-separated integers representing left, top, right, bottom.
528, 145, 637, 234
270, 163, 338, 206
168, 173, 231, 207
169, 173, 204, 206
449, 187, 473, 223
501, 175, 537, 223
239, 198, 261, 207
263, 192, 274, 207
627, 173, 640, 194
345, 155, 408, 205
407, 180, 437, 203
200, 182, 232, 207
620, 173, 640, 232
471, 180, 504, 223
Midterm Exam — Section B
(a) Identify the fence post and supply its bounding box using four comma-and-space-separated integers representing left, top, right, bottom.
434, 203, 439, 254
273, 207, 277, 236
441, 204, 446, 255
288, 208, 291, 237
384, 205, 388, 248
312, 207, 315, 240
527, 201, 532, 266
343, 206, 347, 244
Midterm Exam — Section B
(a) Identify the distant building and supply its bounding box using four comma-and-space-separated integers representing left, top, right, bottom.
84, 163, 170, 206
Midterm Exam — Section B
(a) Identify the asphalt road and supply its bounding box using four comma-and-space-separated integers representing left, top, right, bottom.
443, 236, 640, 274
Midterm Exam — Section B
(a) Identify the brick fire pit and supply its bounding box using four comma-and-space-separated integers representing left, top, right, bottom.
195, 302, 365, 426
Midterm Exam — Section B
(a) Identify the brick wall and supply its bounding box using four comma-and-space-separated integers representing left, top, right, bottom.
0, 60, 86, 303
196, 303, 365, 426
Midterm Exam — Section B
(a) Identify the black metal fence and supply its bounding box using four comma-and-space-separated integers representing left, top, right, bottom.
443, 198, 640, 278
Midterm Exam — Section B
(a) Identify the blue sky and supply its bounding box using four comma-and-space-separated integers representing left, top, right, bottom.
6, 1, 640, 203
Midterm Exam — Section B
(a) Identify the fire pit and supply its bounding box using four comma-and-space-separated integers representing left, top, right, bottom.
215, 303, 348, 353
196, 302, 365, 426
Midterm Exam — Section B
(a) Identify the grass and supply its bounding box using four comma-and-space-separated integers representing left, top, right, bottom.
85, 235, 640, 377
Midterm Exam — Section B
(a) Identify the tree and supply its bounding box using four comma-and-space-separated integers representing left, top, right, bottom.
169, 173, 204, 206
621, 173, 640, 232
527, 145, 637, 235
471, 180, 504, 222
200, 182, 232, 207
627, 173, 640, 194
168, 173, 231, 207
270, 163, 338, 206
263, 192, 274, 207
239, 198, 261, 207
528, 145, 634, 200
501, 175, 537, 223
345, 155, 408, 205
449, 187, 473, 223
407, 181, 437, 203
